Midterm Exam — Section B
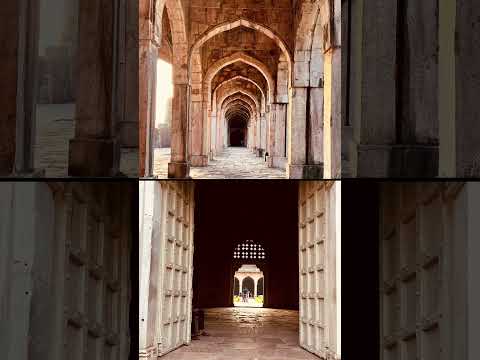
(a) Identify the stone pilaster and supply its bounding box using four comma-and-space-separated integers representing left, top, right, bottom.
288, 87, 323, 179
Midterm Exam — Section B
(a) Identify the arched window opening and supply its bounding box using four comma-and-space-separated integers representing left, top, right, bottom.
233, 239, 266, 260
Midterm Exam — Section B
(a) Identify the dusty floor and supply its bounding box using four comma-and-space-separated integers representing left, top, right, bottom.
153, 147, 286, 179
161, 307, 319, 360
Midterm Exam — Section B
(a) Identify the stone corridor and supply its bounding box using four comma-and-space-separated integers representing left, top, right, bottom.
154, 147, 286, 179
161, 308, 319, 360
140, 0, 342, 179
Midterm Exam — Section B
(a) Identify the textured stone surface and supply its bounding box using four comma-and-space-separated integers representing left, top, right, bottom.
190, 147, 286, 179
161, 308, 319, 360
140, 0, 341, 179
154, 147, 285, 179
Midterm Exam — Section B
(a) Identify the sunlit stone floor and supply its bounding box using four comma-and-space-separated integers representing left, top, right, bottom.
153, 147, 286, 179
161, 307, 319, 360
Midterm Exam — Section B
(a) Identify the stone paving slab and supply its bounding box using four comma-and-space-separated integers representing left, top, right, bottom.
153, 147, 286, 179
161, 308, 319, 360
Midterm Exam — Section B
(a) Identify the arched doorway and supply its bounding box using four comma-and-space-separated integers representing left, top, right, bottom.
257, 277, 264, 296
229, 118, 248, 147
242, 276, 254, 295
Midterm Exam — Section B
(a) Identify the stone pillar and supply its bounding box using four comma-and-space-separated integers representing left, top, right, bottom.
138, 27, 155, 178
271, 103, 288, 169
455, 0, 480, 176
210, 111, 216, 158
190, 100, 206, 166
224, 117, 228, 148
203, 102, 211, 163
168, 84, 190, 178
288, 86, 324, 179
9, 0, 38, 176
256, 116, 261, 152
239, 276, 243, 294
69, 0, 116, 177
267, 107, 276, 167
260, 114, 267, 151
254, 278, 258, 298
119, 0, 139, 176
438, 0, 456, 177
215, 110, 222, 154
354, 0, 396, 177
252, 118, 258, 152
323, 48, 339, 179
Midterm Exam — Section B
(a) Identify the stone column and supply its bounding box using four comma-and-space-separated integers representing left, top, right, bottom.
438, 0, 456, 177
254, 278, 258, 297
252, 118, 258, 152
354, 0, 396, 177
168, 84, 190, 178
224, 117, 228, 148
260, 113, 267, 152
256, 115, 262, 156
10, 0, 38, 176
455, 0, 480, 176
273, 103, 287, 169
210, 111, 216, 158
190, 100, 206, 166
288, 87, 307, 178
118, 0, 139, 176
215, 110, 222, 154
69, 0, 115, 176
267, 106, 276, 167
248, 123, 253, 149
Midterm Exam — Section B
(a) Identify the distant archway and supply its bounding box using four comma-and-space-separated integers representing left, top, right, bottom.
257, 277, 264, 296
229, 118, 248, 147
242, 276, 254, 295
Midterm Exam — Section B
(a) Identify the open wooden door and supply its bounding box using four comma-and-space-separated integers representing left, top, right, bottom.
299, 181, 341, 359
139, 181, 195, 359
157, 182, 195, 355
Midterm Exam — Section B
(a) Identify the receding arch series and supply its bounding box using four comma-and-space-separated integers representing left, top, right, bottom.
139, 1, 341, 179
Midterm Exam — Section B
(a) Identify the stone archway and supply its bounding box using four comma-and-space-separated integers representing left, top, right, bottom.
242, 276, 254, 295
139, 0, 189, 178
187, 19, 292, 175
228, 118, 248, 147
257, 277, 264, 296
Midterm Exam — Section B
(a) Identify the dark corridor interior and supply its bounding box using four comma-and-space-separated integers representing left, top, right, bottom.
192, 181, 299, 310
229, 118, 247, 147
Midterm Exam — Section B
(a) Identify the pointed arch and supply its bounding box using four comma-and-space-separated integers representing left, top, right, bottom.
189, 18, 293, 81
205, 52, 275, 105
213, 76, 266, 113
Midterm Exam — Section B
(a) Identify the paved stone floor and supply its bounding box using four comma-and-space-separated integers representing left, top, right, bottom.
161, 307, 319, 360
153, 148, 171, 178
153, 147, 286, 179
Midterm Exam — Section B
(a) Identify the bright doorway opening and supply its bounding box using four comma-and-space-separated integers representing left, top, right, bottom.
233, 264, 264, 307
